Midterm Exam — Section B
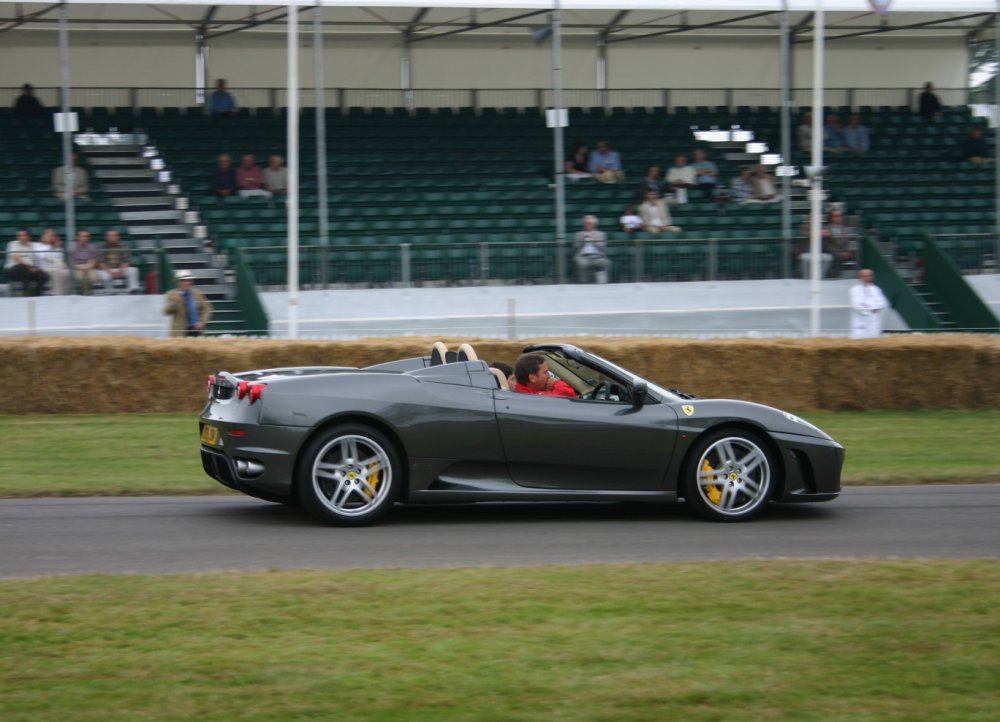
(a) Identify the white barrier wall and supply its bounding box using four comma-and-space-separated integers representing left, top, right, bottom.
0, 29, 967, 95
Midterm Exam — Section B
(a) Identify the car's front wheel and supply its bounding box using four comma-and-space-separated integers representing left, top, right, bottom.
683, 429, 774, 521
297, 425, 400, 526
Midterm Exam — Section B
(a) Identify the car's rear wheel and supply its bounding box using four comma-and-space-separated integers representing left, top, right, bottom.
297, 425, 400, 526
684, 429, 774, 521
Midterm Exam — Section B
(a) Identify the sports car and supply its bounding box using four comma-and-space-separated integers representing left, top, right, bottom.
200, 342, 843, 525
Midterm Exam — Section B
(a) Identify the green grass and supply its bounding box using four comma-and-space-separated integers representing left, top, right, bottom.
1, 560, 997, 721
0, 410, 997, 497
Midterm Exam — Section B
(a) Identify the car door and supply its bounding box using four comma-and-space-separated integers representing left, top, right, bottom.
494, 390, 679, 491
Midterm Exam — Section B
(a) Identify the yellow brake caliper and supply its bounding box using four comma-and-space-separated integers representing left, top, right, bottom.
701, 459, 722, 505
362, 462, 381, 499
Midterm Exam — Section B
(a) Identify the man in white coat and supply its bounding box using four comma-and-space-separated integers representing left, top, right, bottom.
849, 268, 890, 338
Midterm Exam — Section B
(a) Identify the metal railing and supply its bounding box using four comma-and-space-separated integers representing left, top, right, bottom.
236, 236, 803, 289
4, 86, 971, 114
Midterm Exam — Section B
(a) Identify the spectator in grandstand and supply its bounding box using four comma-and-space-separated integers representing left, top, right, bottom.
70, 229, 100, 295
263, 155, 289, 196
751, 164, 781, 203
666, 155, 696, 203
729, 166, 755, 204
235, 154, 272, 200
844, 114, 871, 154
164, 270, 213, 337
619, 204, 644, 233
587, 139, 624, 184
33, 228, 69, 295
917, 81, 942, 120
208, 79, 237, 117
960, 126, 993, 163
573, 214, 611, 284
210, 154, 238, 201
5, 228, 48, 296
796, 215, 833, 279
565, 141, 592, 181
13, 83, 45, 120
824, 207, 858, 275
98, 229, 140, 294
849, 268, 890, 339
639, 190, 681, 233
52, 152, 90, 202
797, 111, 813, 153
690, 148, 720, 199
823, 114, 847, 153
634, 165, 666, 200
511, 354, 577, 398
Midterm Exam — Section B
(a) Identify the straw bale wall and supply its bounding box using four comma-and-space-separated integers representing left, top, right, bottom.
1, 335, 997, 415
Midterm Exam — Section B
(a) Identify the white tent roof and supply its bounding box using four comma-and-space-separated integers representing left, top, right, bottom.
1, 2, 995, 40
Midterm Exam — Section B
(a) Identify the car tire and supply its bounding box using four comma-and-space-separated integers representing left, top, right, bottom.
297, 424, 401, 527
683, 428, 774, 522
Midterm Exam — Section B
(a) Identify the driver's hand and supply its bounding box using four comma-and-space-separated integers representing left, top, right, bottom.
544, 376, 558, 390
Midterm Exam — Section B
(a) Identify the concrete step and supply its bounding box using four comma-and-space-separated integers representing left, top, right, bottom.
120, 209, 185, 224
126, 224, 191, 238
102, 183, 166, 196
96, 168, 159, 182
110, 198, 177, 213
88, 156, 148, 169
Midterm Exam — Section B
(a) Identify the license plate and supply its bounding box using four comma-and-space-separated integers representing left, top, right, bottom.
201, 424, 219, 446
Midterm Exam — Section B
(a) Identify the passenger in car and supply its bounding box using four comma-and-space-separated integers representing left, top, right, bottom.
511, 354, 577, 397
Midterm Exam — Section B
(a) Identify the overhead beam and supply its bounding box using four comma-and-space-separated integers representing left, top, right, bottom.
802, 12, 991, 42
606, 10, 776, 44
0, 2, 59, 35
408, 9, 549, 44
204, 6, 311, 40
406, 7, 430, 34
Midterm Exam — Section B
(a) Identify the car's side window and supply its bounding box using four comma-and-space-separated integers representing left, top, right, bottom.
548, 354, 630, 403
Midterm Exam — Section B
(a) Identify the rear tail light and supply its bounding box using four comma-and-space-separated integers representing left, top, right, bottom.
206, 375, 216, 396
237, 381, 267, 404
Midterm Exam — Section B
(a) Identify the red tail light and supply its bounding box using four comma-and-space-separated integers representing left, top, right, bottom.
206, 375, 216, 395
248, 383, 267, 404
237, 380, 249, 399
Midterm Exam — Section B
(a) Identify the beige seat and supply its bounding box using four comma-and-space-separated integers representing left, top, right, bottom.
489, 367, 510, 390
430, 341, 449, 366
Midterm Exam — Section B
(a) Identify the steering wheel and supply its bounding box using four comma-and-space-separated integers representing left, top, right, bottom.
584, 381, 611, 401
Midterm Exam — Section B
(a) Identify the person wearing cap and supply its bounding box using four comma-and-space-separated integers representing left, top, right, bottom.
164, 270, 212, 337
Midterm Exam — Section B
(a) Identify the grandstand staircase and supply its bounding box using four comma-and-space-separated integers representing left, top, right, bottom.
81, 144, 249, 335
910, 283, 958, 330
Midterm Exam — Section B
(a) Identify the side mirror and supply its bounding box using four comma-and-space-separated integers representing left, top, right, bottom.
630, 381, 647, 409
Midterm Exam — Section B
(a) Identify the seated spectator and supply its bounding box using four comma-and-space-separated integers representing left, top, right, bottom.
751, 164, 781, 202
211, 154, 238, 201
620, 204, 643, 233
666, 155, 696, 203
70, 228, 99, 295
573, 214, 610, 284
844, 114, 871, 154
961, 126, 993, 163
564, 141, 591, 181
236, 154, 272, 199
824, 207, 858, 275
823, 114, 847, 153
797, 111, 813, 153
52, 152, 89, 202
729, 166, 755, 204
511, 353, 577, 397
208, 79, 237, 117
917, 81, 942, 120
263, 154, 289, 196
98, 229, 140, 293
634, 165, 666, 200
5, 228, 48, 296
13, 83, 45, 120
796, 215, 833, 279
690, 148, 720, 199
639, 190, 681, 233
33, 228, 68, 295
587, 139, 624, 184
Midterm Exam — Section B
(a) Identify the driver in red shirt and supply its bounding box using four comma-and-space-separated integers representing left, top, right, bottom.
511, 354, 578, 397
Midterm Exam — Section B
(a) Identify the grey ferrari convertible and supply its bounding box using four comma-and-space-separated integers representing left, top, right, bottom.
200, 342, 843, 525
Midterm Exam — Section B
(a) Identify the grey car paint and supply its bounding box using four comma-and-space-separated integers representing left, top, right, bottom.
200, 343, 843, 518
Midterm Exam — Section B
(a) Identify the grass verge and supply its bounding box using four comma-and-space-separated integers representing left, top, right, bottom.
0, 410, 997, 497
1, 560, 997, 722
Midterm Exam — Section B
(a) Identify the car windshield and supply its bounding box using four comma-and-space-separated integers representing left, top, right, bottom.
574, 350, 686, 402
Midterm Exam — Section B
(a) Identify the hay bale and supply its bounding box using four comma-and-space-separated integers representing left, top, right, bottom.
0, 334, 996, 415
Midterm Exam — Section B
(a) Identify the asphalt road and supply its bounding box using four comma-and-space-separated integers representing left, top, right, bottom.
1, 484, 997, 577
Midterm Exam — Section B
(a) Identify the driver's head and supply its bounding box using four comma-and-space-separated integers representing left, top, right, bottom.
514, 353, 550, 389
